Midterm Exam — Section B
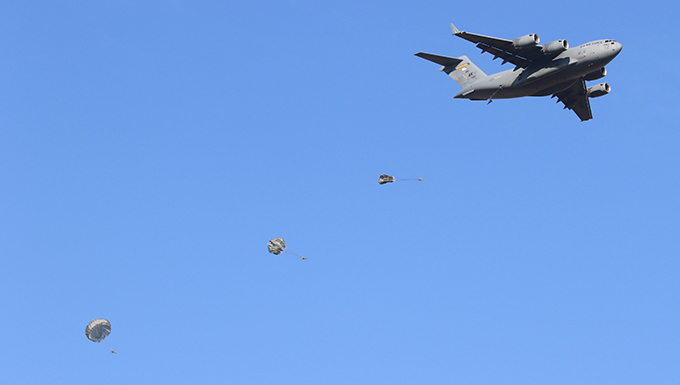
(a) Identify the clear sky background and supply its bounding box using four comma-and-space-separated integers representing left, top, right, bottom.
1, 1, 678, 384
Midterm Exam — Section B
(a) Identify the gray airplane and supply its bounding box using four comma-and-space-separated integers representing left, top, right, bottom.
416, 24, 622, 121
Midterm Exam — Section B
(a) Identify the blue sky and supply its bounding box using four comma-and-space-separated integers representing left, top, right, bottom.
1, 1, 679, 384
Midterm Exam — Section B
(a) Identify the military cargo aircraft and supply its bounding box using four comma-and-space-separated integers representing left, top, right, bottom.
416, 24, 622, 121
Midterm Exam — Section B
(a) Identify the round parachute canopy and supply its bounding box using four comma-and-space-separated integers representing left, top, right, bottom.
379, 174, 395, 185
85, 318, 111, 343
268, 237, 287, 255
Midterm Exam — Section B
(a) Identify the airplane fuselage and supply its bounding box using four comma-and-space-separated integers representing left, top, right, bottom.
454, 40, 623, 100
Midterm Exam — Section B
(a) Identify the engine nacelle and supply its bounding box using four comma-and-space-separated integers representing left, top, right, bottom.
512, 34, 540, 49
542, 39, 569, 54
586, 83, 611, 98
584, 67, 607, 81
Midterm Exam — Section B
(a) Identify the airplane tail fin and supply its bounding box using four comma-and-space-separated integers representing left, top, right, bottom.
415, 53, 487, 88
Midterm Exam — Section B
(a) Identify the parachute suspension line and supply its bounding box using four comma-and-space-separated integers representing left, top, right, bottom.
487, 78, 515, 104
487, 86, 503, 104
104, 341, 117, 354
288, 251, 306, 259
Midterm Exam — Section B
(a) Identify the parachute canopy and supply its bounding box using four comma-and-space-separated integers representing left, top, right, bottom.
379, 174, 395, 184
85, 318, 111, 343
268, 237, 286, 255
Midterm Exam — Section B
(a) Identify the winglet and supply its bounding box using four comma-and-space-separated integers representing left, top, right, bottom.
450, 23, 460, 35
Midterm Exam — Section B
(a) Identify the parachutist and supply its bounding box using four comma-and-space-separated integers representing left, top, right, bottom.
268, 237, 305, 259
86, 319, 116, 353
379, 174, 424, 184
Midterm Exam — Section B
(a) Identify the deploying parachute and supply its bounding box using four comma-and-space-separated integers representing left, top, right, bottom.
268, 237, 286, 255
379, 174, 423, 185
85, 318, 111, 343
268, 237, 306, 259
378, 174, 395, 184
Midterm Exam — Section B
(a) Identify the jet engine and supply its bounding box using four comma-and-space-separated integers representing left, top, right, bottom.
512, 34, 540, 49
584, 67, 607, 81
586, 83, 611, 98
542, 40, 569, 54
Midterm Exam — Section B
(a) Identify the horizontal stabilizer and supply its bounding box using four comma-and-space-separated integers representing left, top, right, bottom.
416, 53, 486, 88
415, 52, 463, 67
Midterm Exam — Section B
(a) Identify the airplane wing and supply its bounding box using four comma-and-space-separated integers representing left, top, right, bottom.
450, 24, 547, 68
552, 79, 593, 121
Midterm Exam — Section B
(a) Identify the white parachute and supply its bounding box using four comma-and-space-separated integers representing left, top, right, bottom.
85, 318, 111, 343
267, 237, 286, 255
